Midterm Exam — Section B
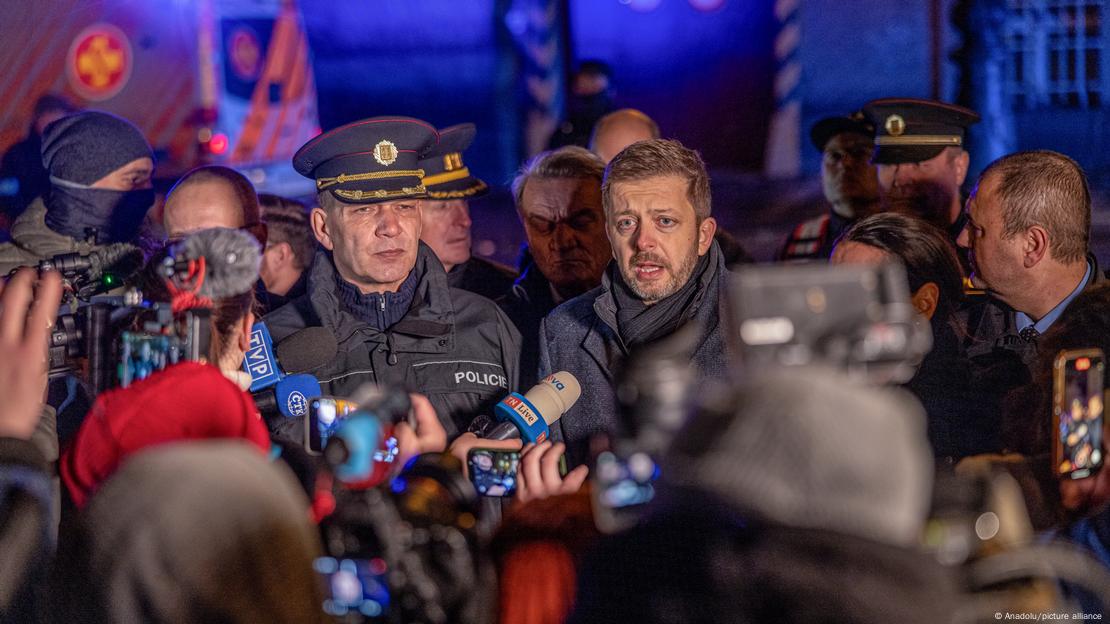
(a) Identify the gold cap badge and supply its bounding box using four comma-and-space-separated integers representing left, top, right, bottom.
884, 114, 906, 137
373, 140, 398, 166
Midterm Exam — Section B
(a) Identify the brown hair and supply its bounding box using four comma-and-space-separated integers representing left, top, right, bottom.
259, 193, 315, 270
979, 150, 1090, 264
601, 138, 711, 220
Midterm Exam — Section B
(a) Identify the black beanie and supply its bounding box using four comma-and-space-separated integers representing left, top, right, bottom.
40, 111, 153, 185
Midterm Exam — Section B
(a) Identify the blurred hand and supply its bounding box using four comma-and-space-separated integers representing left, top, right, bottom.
1060, 467, 1110, 514
514, 441, 588, 504
0, 268, 62, 440
448, 433, 522, 478
394, 393, 448, 468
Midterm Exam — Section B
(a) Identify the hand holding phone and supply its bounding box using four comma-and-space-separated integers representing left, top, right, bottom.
467, 448, 520, 496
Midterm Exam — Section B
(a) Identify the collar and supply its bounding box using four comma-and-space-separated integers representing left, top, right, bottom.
1014, 259, 1093, 334
305, 242, 455, 351
510, 248, 558, 310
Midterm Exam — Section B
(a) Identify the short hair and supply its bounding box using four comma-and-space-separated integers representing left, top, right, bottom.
601, 138, 711, 221
979, 150, 1090, 264
837, 212, 965, 323
511, 146, 605, 212
169, 166, 261, 226
259, 194, 315, 270
588, 109, 661, 152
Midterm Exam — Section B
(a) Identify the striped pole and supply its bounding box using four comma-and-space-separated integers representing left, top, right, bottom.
764, 0, 802, 179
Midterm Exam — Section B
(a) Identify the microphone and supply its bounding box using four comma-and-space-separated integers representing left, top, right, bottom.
37, 242, 144, 297
246, 325, 338, 419
482, 372, 581, 443
163, 227, 261, 299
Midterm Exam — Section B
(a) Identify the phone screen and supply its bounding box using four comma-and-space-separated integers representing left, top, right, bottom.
467, 449, 520, 496
118, 331, 182, 388
308, 398, 358, 454
596, 450, 658, 509
315, 556, 389, 620
1054, 350, 1105, 479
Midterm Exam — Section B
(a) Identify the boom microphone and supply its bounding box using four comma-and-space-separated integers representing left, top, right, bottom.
163, 227, 261, 299
483, 372, 581, 443
37, 242, 144, 297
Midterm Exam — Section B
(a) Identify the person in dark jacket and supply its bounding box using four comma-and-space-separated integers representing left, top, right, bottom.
832, 212, 1004, 461
958, 151, 1104, 373
257, 193, 313, 315
777, 110, 879, 262
264, 117, 521, 437
538, 139, 730, 468
499, 146, 611, 388
417, 123, 516, 301
0, 94, 75, 227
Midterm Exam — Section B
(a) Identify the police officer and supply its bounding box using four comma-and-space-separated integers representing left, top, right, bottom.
861, 98, 979, 245
417, 123, 516, 301
264, 117, 521, 437
778, 111, 879, 261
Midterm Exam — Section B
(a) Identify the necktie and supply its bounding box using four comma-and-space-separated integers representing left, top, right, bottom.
1019, 325, 1040, 343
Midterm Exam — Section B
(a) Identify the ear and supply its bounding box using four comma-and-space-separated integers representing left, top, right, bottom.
311, 206, 334, 251
953, 149, 970, 187
238, 310, 255, 354
697, 217, 717, 255
911, 282, 940, 321
273, 241, 293, 267
1024, 225, 1050, 267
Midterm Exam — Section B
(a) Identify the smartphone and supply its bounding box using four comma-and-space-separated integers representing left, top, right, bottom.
314, 556, 389, 621
307, 397, 359, 454
591, 450, 659, 533
1053, 349, 1105, 480
467, 448, 520, 496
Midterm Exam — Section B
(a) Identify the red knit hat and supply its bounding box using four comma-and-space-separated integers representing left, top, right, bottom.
61, 361, 271, 508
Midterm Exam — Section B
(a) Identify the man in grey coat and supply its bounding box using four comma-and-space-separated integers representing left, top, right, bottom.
538, 139, 731, 468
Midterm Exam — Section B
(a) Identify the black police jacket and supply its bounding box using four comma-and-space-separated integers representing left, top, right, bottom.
263, 244, 521, 437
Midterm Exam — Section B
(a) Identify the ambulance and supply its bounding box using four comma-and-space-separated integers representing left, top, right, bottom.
0, 0, 320, 196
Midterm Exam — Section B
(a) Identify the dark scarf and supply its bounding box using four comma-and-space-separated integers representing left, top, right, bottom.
335, 267, 418, 331
44, 184, 154, 244
611, 244, 716, 348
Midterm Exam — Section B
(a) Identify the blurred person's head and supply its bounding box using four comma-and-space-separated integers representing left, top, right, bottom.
602, 139, 716, 304
31, 93, 76, 135
589, 109, 661, 164
512, 146, 610, 299
667, 367, 933, 547
420, 198, 472, 271
163, 166, 264, 244
258, 194, 313, 297
572, 59, 613, 97
876, 147, 967, 230
957, 150, 1091, 317
832, 213, 964, 326
58, 441, 326, 624
492, 489, 599, 624
40, 111, 155, 244
810, 113, 880, 219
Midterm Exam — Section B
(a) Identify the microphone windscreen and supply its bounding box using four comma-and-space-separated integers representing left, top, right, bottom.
94, 243, 144, 283
522, 372, 582, 426
274, 327, 338, 374
178, 228, 261, 299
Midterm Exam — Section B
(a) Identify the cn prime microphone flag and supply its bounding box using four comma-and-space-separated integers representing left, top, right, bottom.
244, 322, 282, 392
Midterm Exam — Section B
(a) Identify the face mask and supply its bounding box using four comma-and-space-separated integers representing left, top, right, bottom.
45, 185, 155, 244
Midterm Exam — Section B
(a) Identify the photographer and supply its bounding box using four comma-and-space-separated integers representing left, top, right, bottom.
0, 268, 62, 622
0, 111, 154, 274
60, 228, 270, 508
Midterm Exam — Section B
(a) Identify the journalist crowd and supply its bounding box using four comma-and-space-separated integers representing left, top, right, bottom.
4, 83, 1110, 624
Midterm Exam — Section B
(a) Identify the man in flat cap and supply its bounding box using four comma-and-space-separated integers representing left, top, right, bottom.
778, 111, 880, 261
265, 116, 521, 437
417, 123, 516, 301
862, 98, 979, 244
